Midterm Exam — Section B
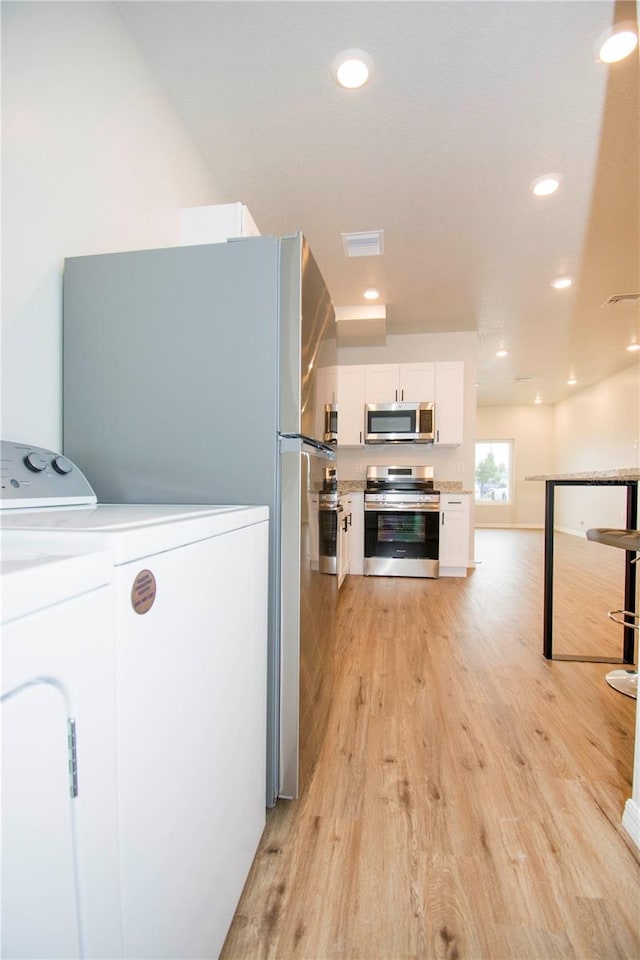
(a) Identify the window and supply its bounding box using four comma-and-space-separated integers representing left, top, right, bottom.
475, 440, 512, 504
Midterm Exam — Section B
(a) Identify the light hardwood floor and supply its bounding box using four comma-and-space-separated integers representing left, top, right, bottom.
222, 529, 639, 960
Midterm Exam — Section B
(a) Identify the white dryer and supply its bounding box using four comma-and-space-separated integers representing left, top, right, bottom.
1, 441, 269, 960
1, 464, 122, 958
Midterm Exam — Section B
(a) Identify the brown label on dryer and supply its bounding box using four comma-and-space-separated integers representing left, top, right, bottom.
131, 569, 156, 615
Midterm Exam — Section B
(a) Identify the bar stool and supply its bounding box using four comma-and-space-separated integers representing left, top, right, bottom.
585, 528, 639, 699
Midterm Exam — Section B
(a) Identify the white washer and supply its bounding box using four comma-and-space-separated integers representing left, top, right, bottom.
1, 441, 269, 960
1, 503, 122, 956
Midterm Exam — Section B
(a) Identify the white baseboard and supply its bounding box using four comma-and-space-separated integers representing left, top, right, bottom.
622, 797, 640, 849
439, 566, 468, 578
555, 525, 588, 538
474, 523, 544, 530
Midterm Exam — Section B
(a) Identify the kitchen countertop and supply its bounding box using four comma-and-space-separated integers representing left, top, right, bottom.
526, 469, 640, 481
338, 480, 468, 493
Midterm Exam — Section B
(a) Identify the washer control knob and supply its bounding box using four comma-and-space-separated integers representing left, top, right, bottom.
24, 452, 48, 472
52, 456, 73, 475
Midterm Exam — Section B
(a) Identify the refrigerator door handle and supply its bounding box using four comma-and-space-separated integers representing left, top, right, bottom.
279, 433, 336, 460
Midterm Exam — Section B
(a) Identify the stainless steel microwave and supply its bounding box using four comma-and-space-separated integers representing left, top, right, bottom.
365, 402, 435, 443
324, 403, 337, 444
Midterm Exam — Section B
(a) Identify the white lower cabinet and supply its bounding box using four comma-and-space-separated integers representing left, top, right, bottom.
439, 493, 470, 576
348, 492, 364, 576
337, 495, 351, 588
336, 492, 364, 584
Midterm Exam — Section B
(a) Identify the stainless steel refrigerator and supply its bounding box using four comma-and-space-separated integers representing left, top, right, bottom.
63, 233, 338, 804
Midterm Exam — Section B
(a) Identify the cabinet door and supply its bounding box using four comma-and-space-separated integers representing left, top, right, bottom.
399, 363, 435, 402
434, 361, 464, 445
337, 366, 366, 445
344, 497, 352, 579
439, 499, 469, 574
364, 364, 400, 403
439, 510, 468, 565
338, 496, 351, 588
348, 491, 364, 576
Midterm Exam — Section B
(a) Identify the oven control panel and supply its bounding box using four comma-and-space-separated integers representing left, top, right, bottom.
366, 492, 440, 503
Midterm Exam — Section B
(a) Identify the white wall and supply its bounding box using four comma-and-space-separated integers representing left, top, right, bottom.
475, 366, 640, 531
476, 406, 554, 527
553, 365, 640, 534
336, 331, 477, 494
1, 1, 223, 449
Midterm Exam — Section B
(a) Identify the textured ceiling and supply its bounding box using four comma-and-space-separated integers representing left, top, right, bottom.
116, 0, 639, 406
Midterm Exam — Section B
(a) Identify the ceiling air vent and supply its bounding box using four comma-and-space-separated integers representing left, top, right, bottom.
601, 293, 640, 308
341, 230, 384, 258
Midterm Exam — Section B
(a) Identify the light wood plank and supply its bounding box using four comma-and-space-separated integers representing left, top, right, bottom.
222, 529, 639, 960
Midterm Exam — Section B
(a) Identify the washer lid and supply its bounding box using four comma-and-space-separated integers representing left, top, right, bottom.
0, 503, 269, 565
1, 535, 112, 624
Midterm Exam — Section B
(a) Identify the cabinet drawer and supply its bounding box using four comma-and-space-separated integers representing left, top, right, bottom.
440, 494, 468, 511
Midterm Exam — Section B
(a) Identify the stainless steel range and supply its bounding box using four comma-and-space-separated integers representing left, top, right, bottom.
364, 465, 440, 578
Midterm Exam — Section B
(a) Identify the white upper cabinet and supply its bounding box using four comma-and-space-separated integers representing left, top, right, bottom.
364, 365, 400, 403
400, 363, 435, 401
434, 361, 464, 446
336, 360, 464, 446
337, 365, 366, 445
364, 363, 435, 403
179, 202, 260, 245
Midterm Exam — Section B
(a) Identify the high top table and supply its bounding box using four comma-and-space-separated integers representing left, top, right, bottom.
526, 470, 640, 663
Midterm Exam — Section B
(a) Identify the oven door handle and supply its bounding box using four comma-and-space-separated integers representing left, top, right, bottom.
364, 502, 440, 512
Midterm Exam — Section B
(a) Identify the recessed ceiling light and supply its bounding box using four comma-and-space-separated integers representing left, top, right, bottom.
495, 349, 508, 358
534, 395, 543, 404
363, 289, 380, 300
331, 49, 373, 89
567, 378, 577, 385
531, 174, 562, 197
552, 276, 574, 290
627, 343, 640, 353
598, 25, 638, 63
